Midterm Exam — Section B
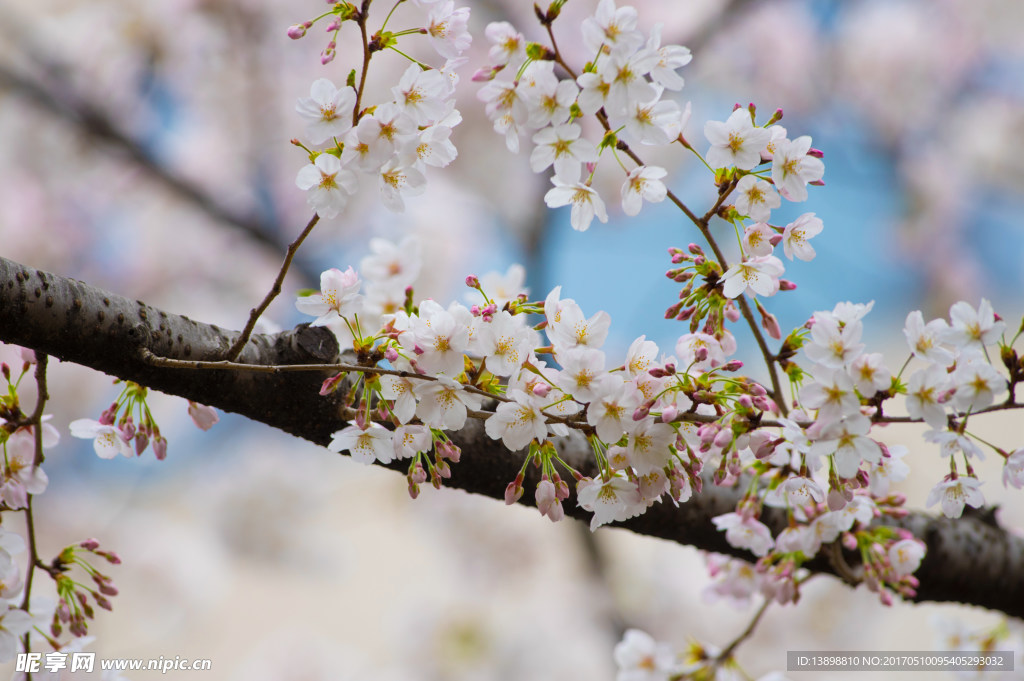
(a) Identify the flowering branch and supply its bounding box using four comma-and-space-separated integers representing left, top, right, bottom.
2, 254, 1023, 618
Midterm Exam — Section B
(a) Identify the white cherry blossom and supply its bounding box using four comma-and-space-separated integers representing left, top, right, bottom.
705, 108, 771, 170
771, 135, 825, 201
295, 154, 358, 218
734, 175, 781, 223
621, 165, 667, 216
296, 79, 356, 144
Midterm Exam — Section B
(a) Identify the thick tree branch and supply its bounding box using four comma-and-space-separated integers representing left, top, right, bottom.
1, 255, 1022, 619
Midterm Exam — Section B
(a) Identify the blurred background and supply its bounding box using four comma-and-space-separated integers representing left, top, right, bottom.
1, 0, 1023, 678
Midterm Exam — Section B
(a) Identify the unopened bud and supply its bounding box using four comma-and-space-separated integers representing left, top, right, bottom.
504, 477, 524, 505
321, 42, 336, 65
779, 279, 797, 291
287, 23, 309, 39
465, 275, 480, 288
152, 436, 168, 461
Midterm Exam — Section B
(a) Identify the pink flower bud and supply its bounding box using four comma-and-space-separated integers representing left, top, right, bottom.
807, 148, 824, 159
100, 403, 118, 426
321, 43, 336, 65
779, 279, 797, 291
287, 23, 308, 39
188, 401, 219, 430
531, 382, 551, 398
80, 538, 101, 551
93, 593, 113, 611
722, 360, 743, 371
408, 482, 421, 499
152, 436, 168, 461
134, 432, 149, 456
661, 404, 678, 423
827, 488, 847, 511
724, 302, 740, 322
410, 463, 428, 485
504, 479, 524, 505
713, 429, 733, 449
465, 275, 480, 288
688, 243, 704, 255
761, 312, 782, 340
536, 479, 557, 516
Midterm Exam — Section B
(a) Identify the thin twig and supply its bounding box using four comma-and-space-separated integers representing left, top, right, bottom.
20, 354, 48, 663
715, 595, 772, 665
223, 214, 321, 361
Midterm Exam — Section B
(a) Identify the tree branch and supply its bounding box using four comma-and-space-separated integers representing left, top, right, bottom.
2, 255, 1022, 619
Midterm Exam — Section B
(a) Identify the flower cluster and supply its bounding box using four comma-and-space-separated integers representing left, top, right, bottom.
475, 0, 691, 230
290, 1, 470, 217
0, 345, 123, 661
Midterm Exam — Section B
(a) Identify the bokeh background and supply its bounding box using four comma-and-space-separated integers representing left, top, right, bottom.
1, 0, 1023, 678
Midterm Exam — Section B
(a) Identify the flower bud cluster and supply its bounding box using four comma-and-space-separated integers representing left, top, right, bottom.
69, 381, 176, 460
50, 539, 121, 639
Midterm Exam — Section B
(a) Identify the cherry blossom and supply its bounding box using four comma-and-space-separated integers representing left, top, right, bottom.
1002, 449, 1024, 489
926, 477, 984, 518
69, 419, 134, 460
393, 425, 433, 460
720, 255, 785, 298
781, 212, 823, 261
484, 21, 525, 67
413, 376, 482, 430
889, 538, 926, 577
645, 24, 692, 91
712, 512, 775, 557
581, 0, 644, 56
771, 136, 825, 202
734, 175, 781, 222
328, 423, 395, 464
295, 153, 358, 218
742, 222, 775, 257
296, 79, 356, 144
424, 1, 472, 59
484, 391, 548, 451
705, 109, 771, 171
543, 178, 609, 232
295, 266, 364, 326
391, 64, 450, 126
903, 310, 954, 365
530, 123, 599, 181
621, 165, 668, 216
614, 629, 677, 681
586, 377, 642, 443
941, 299, 1005, 350
577, 475, 644, 531
378, 157, 427, 213
869, 445, 910, 496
